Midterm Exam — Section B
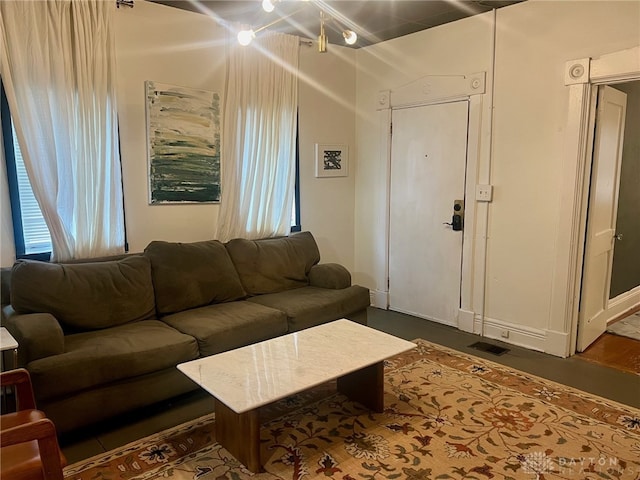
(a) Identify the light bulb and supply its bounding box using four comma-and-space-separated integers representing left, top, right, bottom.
343, 30, 357, 45
237, 29, 255, 46
262, 0, 274, 12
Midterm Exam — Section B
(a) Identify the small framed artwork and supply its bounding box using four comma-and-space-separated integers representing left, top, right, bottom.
315, 144, 348, 178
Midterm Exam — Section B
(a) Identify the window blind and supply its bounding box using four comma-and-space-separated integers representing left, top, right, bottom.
11, 124, 52, 255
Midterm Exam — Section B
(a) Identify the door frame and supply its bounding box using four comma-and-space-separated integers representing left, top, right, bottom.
376, 71, 488, 331
550, 45, 640, 356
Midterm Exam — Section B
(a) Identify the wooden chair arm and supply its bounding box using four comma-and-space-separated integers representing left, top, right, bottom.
1, 418, 65, 480
0, 368, 36, 410
1, 417, 57, 445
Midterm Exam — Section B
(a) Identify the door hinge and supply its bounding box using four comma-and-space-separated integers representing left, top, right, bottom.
390, 122, 393, 136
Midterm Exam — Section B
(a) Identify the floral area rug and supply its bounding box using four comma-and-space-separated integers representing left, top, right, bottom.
64, 339, 640, 480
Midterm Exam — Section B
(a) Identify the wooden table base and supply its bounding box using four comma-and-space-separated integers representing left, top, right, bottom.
215, 401, 261, 472
337, 361, 384, 413
214, 360, 385, 473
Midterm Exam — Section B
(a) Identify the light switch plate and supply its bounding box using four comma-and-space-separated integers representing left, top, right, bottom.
476, 184, 493, 202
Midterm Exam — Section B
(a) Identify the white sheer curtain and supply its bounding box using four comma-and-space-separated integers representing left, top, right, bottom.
216, 32, 299, 242
0, 0, 125, 261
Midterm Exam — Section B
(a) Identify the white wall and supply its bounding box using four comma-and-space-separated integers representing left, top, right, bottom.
298, 45, 357, 269
114, 0, 226, 253
0, 0, 358, 268
353, 0, 640, 354
486, 0, 639, 339
353, 13, 494, 293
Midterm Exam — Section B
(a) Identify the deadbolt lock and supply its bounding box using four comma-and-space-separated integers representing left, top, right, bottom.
444, 200, 465, 231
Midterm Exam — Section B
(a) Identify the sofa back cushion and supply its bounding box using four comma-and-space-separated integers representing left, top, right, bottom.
225, 231, 321, 295
144, 240, 246, 315
10, 256, 156, 330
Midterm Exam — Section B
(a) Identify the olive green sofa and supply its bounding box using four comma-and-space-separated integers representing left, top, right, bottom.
0, 232, 369, 433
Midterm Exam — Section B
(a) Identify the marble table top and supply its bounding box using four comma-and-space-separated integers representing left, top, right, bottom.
0, 327, 18, 351
177, 319, 416, 413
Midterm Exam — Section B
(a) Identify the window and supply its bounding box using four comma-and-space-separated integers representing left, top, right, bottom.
1, 81, 52, 260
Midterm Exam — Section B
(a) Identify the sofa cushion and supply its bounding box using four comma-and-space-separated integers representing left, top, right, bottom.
161, 301, 288, 357
225, 231, 321, 295
10, 256, 156, 331
144, 240, 246, 315
247, 285, 370, 332
27, 320, 199, 401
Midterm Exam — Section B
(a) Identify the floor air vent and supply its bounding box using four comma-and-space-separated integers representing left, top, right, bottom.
469, 341, 510, 356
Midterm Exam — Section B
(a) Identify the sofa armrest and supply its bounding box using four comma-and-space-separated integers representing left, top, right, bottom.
308, 263, 351, 289
2, 306, 64, 365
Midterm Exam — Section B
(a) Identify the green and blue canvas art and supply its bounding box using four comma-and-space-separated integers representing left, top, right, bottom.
146, 81, 220, 203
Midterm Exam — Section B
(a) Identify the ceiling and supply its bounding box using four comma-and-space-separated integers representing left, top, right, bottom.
149, 0, 524, 48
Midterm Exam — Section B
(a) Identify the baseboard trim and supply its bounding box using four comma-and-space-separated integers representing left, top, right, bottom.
544, 329, 571, 358
607, 286, 640, 322
458, 309, 475, 333
371, 302, 569, 357
371, 290, 388, 309
475, 315, 546, 353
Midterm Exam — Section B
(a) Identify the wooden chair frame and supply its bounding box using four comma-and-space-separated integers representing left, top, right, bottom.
1, 368, 65, 480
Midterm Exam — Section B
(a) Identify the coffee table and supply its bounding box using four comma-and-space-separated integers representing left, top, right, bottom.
177, 319, 416, 472
1, 327, 19, 371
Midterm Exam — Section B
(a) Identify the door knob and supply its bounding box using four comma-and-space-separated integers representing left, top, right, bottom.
444, 200, 464, 231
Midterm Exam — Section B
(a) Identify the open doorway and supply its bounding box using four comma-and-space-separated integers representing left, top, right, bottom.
577, 80, 640, 372
576, 85, 628, 350
608, 81, 640, 301
556, 46, 640, 359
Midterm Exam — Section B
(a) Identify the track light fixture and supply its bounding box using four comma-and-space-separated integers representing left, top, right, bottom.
237, 28, 256, 46
316, 10, 357, 52
237, 1, 357, 51
343, 29, 357, 45
262, 0, 276, 13
318, 10, 328, 52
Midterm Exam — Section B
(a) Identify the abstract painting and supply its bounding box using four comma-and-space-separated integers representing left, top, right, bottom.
146, 81, 220, 203
315, 144, 348, 177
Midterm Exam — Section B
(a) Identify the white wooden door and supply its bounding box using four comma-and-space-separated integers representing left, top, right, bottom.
577, 85, 628, 351
388, 101, 468, 326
